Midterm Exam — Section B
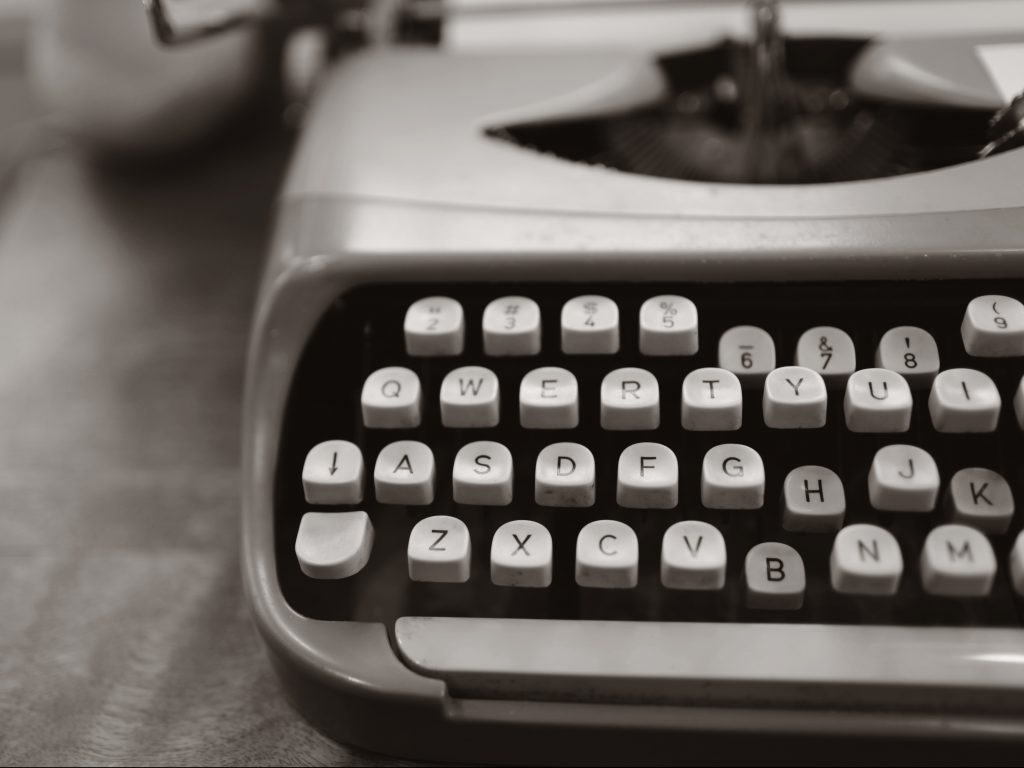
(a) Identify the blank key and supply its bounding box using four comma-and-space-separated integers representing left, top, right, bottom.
295, 511, 374, 580
1010, 531, 1024, 597
1016, 376, 1024, 430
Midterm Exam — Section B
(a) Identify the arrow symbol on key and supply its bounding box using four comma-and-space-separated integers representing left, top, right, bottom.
329, 452, 338, 476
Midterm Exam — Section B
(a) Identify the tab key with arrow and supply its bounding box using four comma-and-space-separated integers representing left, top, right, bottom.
302, 440, 364, 504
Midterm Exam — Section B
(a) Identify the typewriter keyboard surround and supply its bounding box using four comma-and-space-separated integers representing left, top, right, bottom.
274, 282, 1024, 628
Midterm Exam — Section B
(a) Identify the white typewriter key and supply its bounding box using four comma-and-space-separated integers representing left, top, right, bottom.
373, 441, 435, 505
744, 542, 805, 610
920, 524, 996, 597
763, 366, 827, 429
928, 368, 1001, 433
616, 442, 678, 509
639, 295, 698, 356
361, 366, 421, 429
718, 325, 776, 383
701, 444, 765, 510
782, 466, 845, 532
962, 295, 1024, 357
482, 296, 541, 356
535, 443, 595, 507
868, 445, 939, 513
295, 511, 374, 580
561, 295, 619, 354
519, 366, 579, 429
946, 468, 1014, 534
600, 367, 660, 430
408, 515, 471, 583
491, 520, 552, 588
440, 366, 500, 428
843, 368, 912, 433
1010, 532, 1024, 596
661, 521, 726, 590
681, 367, 742, 431
795, 327, 856, 383
875, 326, 940, 386
452, 441, 513, 506
830, 524, 903, 596
1017, 376, 1024, 430
575, 520, 639, 588
404, 296, 464, 357
302, 440, 364, 505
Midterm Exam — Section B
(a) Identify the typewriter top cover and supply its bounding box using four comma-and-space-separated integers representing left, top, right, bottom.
204, 0, 1024, 762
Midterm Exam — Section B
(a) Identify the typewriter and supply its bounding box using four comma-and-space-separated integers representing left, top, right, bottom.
152, 0, 1024, 762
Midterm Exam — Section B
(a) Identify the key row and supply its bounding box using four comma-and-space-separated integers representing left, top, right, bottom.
362, 364, 1024, 433
302, 440, 1015, 532
295, 513, 1024, 604
404, 294, 1024, 361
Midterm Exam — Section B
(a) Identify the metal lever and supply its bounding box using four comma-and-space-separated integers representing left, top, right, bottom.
142, 0, 356, 45
979, 91, 1024, 159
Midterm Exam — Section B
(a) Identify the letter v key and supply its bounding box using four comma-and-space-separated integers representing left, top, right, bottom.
684, 535, 704, 556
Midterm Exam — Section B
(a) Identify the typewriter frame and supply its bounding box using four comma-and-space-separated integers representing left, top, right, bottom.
243, 48, 1024, 762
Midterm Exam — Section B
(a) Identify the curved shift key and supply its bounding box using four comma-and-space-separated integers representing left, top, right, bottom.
295, 511, 374, 579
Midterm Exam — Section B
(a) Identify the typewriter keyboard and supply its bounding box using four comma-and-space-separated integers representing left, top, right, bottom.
275, 282, 1024, 626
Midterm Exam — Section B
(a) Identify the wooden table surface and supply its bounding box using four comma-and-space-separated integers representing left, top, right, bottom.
0, 133, 416, 766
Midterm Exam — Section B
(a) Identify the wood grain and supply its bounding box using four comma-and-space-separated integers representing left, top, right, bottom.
0, 134, 419, 766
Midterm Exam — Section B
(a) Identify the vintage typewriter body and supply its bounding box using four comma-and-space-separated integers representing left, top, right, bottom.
158, 0, 1024, 760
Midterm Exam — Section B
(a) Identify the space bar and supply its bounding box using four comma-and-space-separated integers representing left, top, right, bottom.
394, 617, 1024, 709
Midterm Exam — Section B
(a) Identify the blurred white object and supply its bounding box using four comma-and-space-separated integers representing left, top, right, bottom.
446, 0, 1024, 53
28, 0, 262, 153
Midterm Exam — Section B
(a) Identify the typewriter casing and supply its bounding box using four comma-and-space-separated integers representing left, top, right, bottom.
242, 46, 1024, 763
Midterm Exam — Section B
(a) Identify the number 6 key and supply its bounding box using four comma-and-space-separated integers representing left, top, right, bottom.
718, 326, 775, 383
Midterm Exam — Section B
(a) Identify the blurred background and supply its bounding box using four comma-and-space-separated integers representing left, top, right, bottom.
0, 4, 365, 765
